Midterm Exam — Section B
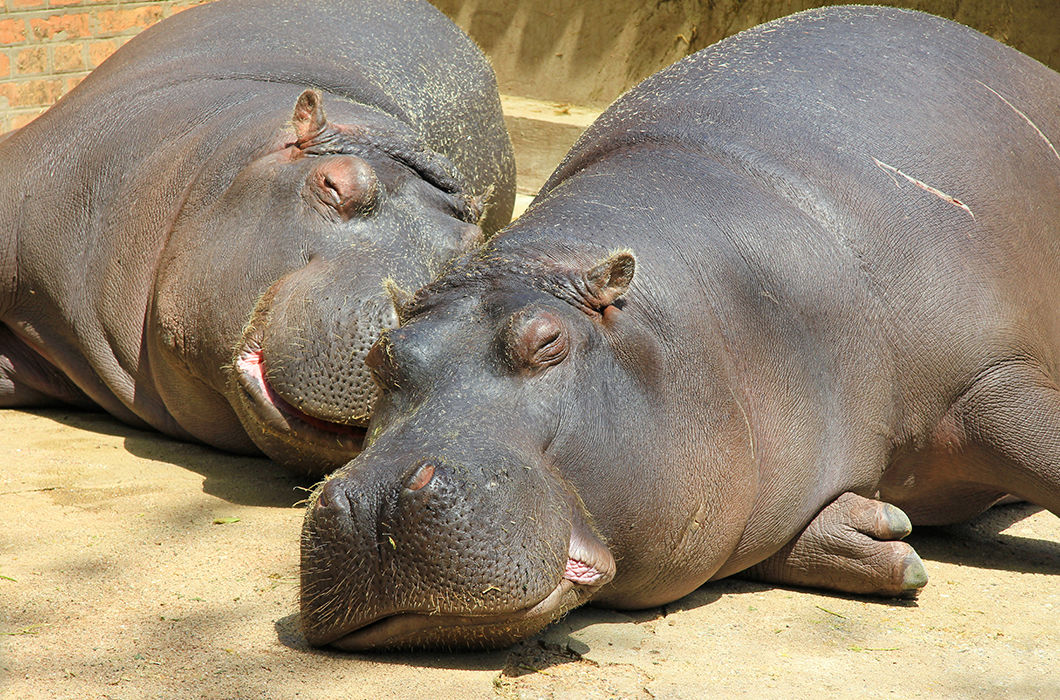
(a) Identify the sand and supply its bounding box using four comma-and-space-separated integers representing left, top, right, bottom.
2, 408, 1058, 698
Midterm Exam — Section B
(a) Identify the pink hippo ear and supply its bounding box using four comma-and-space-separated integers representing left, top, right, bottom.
583, 251, 636, 309
293, 89, 328, 144
306, 155, 380, 219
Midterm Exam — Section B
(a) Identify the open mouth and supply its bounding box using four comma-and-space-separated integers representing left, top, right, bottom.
234, 342, 365, 452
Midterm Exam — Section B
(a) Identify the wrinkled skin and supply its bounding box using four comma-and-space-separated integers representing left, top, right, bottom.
301, 6, 1060, 650
0, 0, 515, 474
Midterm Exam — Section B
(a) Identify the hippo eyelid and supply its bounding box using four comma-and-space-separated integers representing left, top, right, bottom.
533, 333, 568, 366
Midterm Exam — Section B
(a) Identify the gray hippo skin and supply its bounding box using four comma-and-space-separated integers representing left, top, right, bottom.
300, 5, 1060, 649
0, 0, 515, 474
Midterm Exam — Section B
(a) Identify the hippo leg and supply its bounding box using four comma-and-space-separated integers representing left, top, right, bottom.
740, 492, 928, 597
0, 325, 91, 407
954, 363, 1060, 516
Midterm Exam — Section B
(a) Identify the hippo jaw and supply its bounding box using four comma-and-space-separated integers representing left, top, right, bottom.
329, 577, 593, 652
228, 271, 400, 473
306, 512, 616, 652
233, 341, 365, 452
299, 450, 617, 651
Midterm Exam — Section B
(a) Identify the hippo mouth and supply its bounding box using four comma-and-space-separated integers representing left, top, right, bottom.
318, 523, 616, 651
233, 341, 364, 453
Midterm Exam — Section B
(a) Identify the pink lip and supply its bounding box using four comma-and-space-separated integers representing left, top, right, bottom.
564, 557, 608, 585
235, 345, 364, 442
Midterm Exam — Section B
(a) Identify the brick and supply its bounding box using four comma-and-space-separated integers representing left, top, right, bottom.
0, 18, 28, 44
12, 110, 44, 130
64, 75, 84, 94
52, 43, 85, 72
50, 0, 88, 6
0, 53, 9, 79
170, 1, 209, 15
87, 39, 117, 68
30, 14, 91, 41
96, 6, 165, 35
14, 78, 63, 107
11, 0, 47, 9
16, 46, 48, 75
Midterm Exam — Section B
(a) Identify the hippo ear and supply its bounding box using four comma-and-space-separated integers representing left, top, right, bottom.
464, 185, 494, 225
583, 251, 636, 309
293, 89, 327, 144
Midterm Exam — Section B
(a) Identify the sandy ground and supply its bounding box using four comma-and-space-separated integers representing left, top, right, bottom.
1, 408, 1058, 699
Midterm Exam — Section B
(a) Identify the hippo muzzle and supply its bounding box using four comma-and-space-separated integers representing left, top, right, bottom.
231, 257, 401, 472
299, 447, 616, 651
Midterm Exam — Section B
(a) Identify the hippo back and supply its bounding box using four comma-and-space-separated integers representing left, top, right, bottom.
60, 0, 512, 223
530, 4, 1060, 439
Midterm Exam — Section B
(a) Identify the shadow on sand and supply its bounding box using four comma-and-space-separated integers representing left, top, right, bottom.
274, 501, 1058, 671
16, 407, 310, 508
909, 502, 1060, 574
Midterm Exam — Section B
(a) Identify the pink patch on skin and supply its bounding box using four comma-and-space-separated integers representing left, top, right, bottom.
237, 349, 268, 387
564, 558, 604, 585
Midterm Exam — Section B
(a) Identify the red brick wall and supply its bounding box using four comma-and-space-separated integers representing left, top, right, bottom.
0, 0, 206, 133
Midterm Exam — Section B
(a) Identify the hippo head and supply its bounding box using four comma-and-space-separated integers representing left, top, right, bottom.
148, 90, 492, 473
299, 250, 651, 650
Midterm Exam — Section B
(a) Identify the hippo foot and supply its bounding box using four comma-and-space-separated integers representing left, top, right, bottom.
741, 492, 928, 597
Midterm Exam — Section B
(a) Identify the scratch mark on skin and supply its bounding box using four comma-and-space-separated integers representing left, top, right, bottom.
871, 158, 975, 219
977, 80, 1060, 164
729, 384, 755, 462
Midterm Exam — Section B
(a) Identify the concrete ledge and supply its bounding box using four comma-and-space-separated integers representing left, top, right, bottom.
501, 94, 602, 198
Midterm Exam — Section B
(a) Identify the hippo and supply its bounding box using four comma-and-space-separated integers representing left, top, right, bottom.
299, 5, 1060, 650
0, 0, 515, 474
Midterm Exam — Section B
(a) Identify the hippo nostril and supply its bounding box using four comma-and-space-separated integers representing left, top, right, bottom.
316, 479, 350, 514
406, 462, 436, 491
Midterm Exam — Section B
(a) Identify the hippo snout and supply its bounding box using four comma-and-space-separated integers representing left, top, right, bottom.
300, 451, 616, 650
261, 286, 396, 426
229, 258, 402, 474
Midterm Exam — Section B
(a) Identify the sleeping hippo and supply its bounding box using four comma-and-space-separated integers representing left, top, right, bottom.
300, 5, 1060, 649
0, 0, 514, 474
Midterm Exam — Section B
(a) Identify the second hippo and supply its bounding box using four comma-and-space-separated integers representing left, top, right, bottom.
0, 0, 515, 473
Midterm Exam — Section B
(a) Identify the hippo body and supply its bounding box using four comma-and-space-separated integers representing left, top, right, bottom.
301, 6, 1060, 649
0, 0, 515, 473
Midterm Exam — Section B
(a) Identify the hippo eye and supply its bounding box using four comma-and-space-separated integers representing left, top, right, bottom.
509, 310, 569, 372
